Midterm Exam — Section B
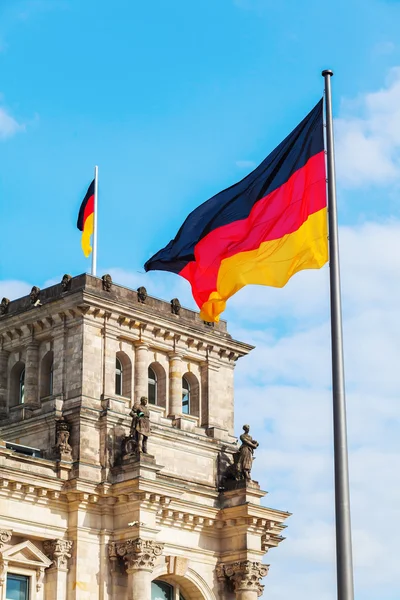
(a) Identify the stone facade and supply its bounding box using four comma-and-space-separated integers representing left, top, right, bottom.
0, 274, 289, 599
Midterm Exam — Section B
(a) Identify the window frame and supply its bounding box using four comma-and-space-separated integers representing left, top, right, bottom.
148, 366, 157, 405
182, 376, 190, 415
115, 357, 123, 396
5, 572, 30, 600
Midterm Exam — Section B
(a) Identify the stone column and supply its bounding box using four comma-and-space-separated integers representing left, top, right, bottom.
24, 342, 39, 406
111, 538, 164, 600
43, 539, 73, 600
224, 561, 269, 599
134, 343, 148, 403
168, 353, 183, 416
0, 350, 9, 416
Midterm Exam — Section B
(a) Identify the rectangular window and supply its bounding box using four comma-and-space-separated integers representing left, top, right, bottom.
6, 574, 29, 600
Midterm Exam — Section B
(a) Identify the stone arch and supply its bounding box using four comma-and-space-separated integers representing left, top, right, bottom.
182, 371, 200, 418
148, 361, 167, 409
9, 360, 25, 408
116, 351, 132, 399
40, 350, 54, 398
152, 564, 217, 600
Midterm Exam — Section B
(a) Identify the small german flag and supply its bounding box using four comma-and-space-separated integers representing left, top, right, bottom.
77, 180, 95, 257
145, 100, 328, 322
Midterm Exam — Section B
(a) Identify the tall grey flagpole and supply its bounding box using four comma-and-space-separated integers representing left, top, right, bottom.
92, 165, 98, 277
322, 69, 355, 600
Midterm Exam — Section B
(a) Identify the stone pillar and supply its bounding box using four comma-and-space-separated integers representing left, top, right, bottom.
24, 342, 39, 406
43, 539, 73, 600
111, 538, 164, 600
134, 343, 148, 403
168, 353, 183, 416
224, 561, 269, 599
0, 350, 9, 416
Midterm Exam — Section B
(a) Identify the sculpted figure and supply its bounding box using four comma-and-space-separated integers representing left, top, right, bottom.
137, 286, 147, 304
55, 419, 72, 459
0, 298, 10, 315
61, 274, 72, 292
170, 298, 181, 315
30, 286, 41, 305
102, 274, 112, 292
236, 424, 259, 481
129, 396, 150, 453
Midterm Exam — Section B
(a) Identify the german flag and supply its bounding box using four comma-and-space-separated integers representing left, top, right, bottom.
145, 100, 327, 322
77, 180, 95, 257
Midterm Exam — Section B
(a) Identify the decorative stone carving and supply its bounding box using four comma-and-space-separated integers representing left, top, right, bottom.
43, 539, 73, 570
29, 286, 41, 306
111, 538, 164, 572
36, 567, 45, 591
137, 286, 147, 303
0, 298, 10, 316
0, 559, 8, 587
123, 397, 150, 456
0, 530, 12, 549
170, 298, 181, 315
203, 320, 214, 327
61, 274, 72, 291
166, 555, 188, 576
224, 424, 259, 482
102, 274, 112, 292
223, 560, 269, 597
54, 418, 72, 461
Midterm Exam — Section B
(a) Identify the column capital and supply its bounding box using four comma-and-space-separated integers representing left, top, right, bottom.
168, 351, 183, 360
43, 539, 73, 570
134, 341, 149, 349
222, 560, 269, 597
110, 538, 164, 573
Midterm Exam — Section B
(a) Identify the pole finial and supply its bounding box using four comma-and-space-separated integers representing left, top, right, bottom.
322, 69, 334, 77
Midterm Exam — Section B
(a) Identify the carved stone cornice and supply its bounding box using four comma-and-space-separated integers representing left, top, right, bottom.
109, 538, 164, 572
222, 560, 269, 597
0, 530, 12, 549
43, 539, 73, 570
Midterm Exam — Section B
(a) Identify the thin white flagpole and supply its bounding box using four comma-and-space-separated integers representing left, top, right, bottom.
92, 165, 98, 277
322, 69, 355, 600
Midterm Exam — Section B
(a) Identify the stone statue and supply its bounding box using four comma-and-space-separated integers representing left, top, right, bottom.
129, 396, 150, 453
55, 419, 72, 460
0, 298, 10, 316
137, 286, 147, 304
170, 298, 181, 315
236, 424, 259, 481
30, 286, 41, 305
61, 274, 72, 292
102, 274, 112, 292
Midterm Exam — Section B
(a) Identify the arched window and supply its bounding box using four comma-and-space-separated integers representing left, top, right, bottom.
9, 361, 26, 408
151, 581, 186, 600
19, 369, 25, 404
148, 366, 157, 405
40, 350, 54, 398
182, 376, 190, 414
115, 351, 132, 398
115, 357, 123, 396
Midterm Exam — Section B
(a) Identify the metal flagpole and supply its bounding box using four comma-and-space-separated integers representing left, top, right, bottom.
92, 165, 98, 277
322, 69, 355, 600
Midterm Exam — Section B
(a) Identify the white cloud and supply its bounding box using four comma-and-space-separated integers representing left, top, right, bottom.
0, 279, 31, 300
0, 106, 24, 140
336, 67, 400, 186
228, 219, 400, 598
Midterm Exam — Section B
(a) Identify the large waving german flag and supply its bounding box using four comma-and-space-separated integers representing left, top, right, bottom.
145, 100, 327, 322
77, 180, 95, 258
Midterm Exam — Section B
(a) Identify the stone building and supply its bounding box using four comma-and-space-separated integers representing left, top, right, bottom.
0, 274, 289, 600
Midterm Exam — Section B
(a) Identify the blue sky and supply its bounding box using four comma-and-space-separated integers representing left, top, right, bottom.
1, 1, 400, 599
